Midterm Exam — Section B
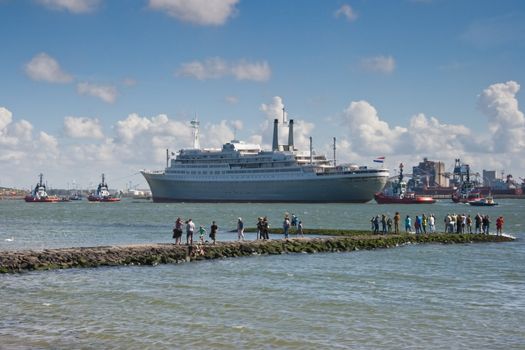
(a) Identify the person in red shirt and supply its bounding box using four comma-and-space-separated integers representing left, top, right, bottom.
496, 216, 504, 235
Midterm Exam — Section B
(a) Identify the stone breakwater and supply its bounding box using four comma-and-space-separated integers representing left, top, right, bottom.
0, 233, 514, 273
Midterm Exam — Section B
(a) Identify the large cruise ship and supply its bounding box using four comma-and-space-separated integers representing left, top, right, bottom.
141, 118, 389, 203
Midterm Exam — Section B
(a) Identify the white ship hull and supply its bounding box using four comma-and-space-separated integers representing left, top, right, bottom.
141, 171, 388, 203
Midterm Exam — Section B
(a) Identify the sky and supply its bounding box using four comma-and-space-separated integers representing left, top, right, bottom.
1, 0, 525, 190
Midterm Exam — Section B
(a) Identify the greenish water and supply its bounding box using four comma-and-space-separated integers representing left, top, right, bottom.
1, 199, 524, 349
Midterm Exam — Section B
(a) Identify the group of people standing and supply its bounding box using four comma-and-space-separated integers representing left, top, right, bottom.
443, 213, 503, 235
172, 217, 218, 245
172, 213, 305, 245
370, 212, 505, 235
280, 213, 303, 239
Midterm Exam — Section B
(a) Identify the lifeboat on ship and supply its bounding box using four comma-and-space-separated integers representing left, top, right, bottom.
24, 174, 61, 203
88, 174, 121, 202
374, 163, 436, 204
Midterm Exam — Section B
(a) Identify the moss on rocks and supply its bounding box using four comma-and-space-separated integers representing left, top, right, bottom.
0, 233, 515, 274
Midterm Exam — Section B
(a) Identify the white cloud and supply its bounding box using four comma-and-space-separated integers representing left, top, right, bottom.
341, 100, 407, 154
478, 81, 525, 153
77, 82, 118, 103
148, 0, 239, 26
360, 55, 396, 74
336, 81, 525, 176
334, 4, 358, 22
258, 96, 313, 151
176, 57, 271, 82
25, 53, 73, 83
64, 116, 104, 139
0, 107, 13, 131
36, 0, 101, 13
2, 81, 525, 189
225, 95, 239, 104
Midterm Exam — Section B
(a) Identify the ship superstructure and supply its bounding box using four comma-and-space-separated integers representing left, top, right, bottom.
141, 117, 389, 202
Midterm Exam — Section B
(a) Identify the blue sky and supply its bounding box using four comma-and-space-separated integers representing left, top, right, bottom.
1, 0, 525, 190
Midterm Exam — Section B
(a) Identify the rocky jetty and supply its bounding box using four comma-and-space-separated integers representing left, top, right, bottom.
0, 233, 514, 273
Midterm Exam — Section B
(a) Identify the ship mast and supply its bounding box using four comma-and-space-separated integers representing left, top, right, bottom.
333, 137, 336, 166
191, 116, 200, 149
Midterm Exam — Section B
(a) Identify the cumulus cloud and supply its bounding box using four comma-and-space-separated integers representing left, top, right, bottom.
336, 81, 525, 175
36, 0, 101, 13
0, 106, 61, 175
176, 57, 271, 82
25, 53, 73, 83
341, 100, 407, 154
478, 81, 525, 152
334, 4, 357, 22
77, 82, 118, 103
64, 116, 104, 139
360, 55, 396, 74
258, 96, 314, 151
148, 0, 239, 26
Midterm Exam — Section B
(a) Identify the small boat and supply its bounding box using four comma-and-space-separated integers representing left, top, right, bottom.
68, 192, 83, 201
87, 174, 121, 202
374, 163, 436, 204
468, 197, 498, 206
24, 174, 61, 203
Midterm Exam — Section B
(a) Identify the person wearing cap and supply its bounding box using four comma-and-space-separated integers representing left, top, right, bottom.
237, 217, 244, 241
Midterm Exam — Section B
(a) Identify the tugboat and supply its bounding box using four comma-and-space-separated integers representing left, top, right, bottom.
88, 174, 121, 202
451, 159, 482, 203
374, 164, 436, 204
468, 196, 498, 207
24, 174, 61, 203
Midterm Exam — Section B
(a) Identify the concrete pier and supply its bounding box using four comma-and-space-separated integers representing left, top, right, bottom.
0, 233, 514, 273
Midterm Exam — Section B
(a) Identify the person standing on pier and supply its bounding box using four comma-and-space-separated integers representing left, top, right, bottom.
173, 217, 183, 245
210, 221, 218, 244
482, 215, 490, 234
405, 215, 412, 233
262, 217, 270, 240
394, 212, 400, 234
256, 217, 263, 240
237, 217, 245, 241
422, 214, 427, 234
475, 213, 482, 233
381, 214, 387, 234
297, 221, 304, 237
496, 216, 504, 235
198, 225, 207, 243
429, 214, 435, 233
283, 216, 291, 239
186, 219, 195, 245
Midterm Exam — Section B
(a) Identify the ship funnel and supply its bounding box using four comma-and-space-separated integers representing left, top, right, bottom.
288, 119, 294, 150
272, 119, 279, 151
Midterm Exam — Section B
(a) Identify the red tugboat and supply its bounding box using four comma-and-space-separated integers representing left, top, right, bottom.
374, 164, 436, 204
88, 174, 121, 202
25, 174, 61, 203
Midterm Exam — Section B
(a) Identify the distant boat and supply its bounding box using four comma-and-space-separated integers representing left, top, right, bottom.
68, 191, 83, 201
87, 174, 121, 202
24, 174, 61, 203
468, 197, 498, 207
451, 159, 483, 203
374, 163, 436, 204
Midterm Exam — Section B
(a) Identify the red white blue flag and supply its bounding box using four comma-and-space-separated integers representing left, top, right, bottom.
373, 156, 385, 163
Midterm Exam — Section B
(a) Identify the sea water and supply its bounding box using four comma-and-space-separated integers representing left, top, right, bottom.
1, 199, 524, 349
